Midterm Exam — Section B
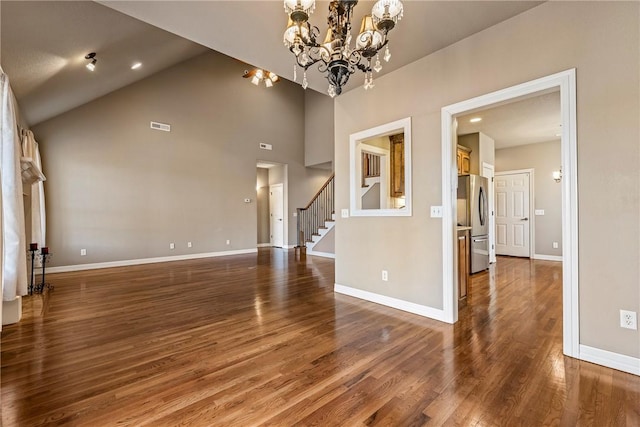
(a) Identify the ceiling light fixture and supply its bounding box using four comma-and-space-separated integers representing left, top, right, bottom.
85, 52, 97, 71
470, 117, 482, 123
243, 69, 280, 88
283, 0, 404, 98
131, 62, 142, 70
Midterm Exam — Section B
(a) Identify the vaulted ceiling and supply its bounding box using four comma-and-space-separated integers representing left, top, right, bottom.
1, 0, 545, 126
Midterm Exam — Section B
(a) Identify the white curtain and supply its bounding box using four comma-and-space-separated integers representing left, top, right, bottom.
22, 130, 46, 250
1, 71, 28, 301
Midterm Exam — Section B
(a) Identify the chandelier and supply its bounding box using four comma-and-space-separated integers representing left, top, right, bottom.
283, 0, 404, 97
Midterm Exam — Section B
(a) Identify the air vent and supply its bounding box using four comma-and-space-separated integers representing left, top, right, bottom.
150, 121, 171, 132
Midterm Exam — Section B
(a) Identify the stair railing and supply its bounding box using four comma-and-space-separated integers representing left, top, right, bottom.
297, 173, 335, 248
362, 152, 381, 187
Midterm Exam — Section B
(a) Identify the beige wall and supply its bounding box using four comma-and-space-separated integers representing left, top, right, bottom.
304, 89, 334, 168
34, 50, 330, 265
256, 168, 270, 245
495, 140, 562, 257
313, 226, 334, 254
335, 2, 639, 358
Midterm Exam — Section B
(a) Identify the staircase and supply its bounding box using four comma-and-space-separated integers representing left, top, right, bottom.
296, 173, 335, 258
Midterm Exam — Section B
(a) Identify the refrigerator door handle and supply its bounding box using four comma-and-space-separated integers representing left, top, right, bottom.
478, 186, 486, 226
473, 237, 488, 243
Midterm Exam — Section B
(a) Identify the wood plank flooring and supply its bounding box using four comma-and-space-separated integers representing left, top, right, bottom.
2, 250, 639, 426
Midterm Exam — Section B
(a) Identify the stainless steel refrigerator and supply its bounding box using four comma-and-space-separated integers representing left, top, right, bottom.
457, 174, 490, 273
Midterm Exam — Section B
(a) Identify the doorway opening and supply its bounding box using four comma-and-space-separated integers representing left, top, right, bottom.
256, 161, 288, 249
441, 69, 578, 358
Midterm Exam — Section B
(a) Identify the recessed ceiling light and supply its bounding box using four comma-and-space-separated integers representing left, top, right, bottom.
470, 117, 482, 123
131, 63, 142, 70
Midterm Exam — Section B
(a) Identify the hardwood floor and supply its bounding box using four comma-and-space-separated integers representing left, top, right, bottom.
2, 251, 639, 426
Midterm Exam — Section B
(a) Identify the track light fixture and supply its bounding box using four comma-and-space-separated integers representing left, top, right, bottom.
243, 69, 280, 88
85, 52, 97, 71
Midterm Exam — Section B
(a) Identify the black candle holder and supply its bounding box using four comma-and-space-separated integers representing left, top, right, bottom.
28, 245, 38, 295
35, 248, 54, 294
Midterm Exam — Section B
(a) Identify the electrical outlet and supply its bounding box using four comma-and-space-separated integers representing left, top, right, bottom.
187, 242, 192, 248
552, 242, 559, 249
341, 209, 349, 218
620, 310, 637, 330
169, 243, 175, 250
80, 249, 87, 256
382, 270, 388, 281
226, 240, 230, 245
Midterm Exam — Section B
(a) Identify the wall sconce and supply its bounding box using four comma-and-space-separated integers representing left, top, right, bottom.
552, 168, 562, 183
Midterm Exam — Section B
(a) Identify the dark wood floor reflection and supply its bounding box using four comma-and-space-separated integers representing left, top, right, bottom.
2, 251, 639, 426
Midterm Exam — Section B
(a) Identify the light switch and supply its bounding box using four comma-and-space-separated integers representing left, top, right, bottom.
535, 209, 545, 216
341, 209, 349, 218
430, 206, 443, 218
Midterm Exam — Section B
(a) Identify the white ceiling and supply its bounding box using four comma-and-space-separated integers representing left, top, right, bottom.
0, 1, 208, 125
457, 90, 561, 149
100, 1, 543, 96
1, 0, 544, 126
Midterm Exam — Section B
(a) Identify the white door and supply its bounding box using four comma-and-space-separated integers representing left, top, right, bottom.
482, 163, 496, 263
269, 184, 284, 247
495, 172, 530, 257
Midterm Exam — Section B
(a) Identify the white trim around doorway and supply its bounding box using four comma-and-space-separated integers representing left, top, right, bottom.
440, 69, 579, 359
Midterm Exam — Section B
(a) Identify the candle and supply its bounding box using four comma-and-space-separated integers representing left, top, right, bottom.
41, 247, 49, 255
30, 243, 38, 251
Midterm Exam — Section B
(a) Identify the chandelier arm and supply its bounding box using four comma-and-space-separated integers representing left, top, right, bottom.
317, 61, 329, 73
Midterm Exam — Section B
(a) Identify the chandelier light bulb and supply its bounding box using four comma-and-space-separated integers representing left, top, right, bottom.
251, 76, 260, 85
302, 70, 308, 90
284, 0, 316, 20
265, 78, 273, 88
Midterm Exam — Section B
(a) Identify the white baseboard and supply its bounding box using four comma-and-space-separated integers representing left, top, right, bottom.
257, 243, 271, 248
580, 344, 640, 376
533, 254, 563, 262
334, 283, 446, 322
43, 249, 258, 274
307, 251, 335, 259
284, 245, 296, 249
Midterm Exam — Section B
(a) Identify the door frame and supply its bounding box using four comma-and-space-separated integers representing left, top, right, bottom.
269, 183, 285, 248
494, 169, 535, 259
440, 69, 579, 358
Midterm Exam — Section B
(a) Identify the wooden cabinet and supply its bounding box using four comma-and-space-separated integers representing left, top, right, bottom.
389, 134, 404, 197
458, 229, 470, 308
456, 145, 471, 175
